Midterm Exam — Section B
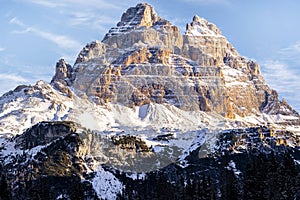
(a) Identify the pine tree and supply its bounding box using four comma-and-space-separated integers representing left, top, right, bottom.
221, 169, 238, 200
276, 152, 298, 199
184, 178, 194, 200
265, 152, 280, 199
0, 174, 10, 200
243, 159, 257, 199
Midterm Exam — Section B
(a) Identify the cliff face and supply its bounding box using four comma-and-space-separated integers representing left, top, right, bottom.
52, 3, 297, 118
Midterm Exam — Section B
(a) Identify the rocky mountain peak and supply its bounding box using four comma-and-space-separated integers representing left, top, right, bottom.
51, 59, 74, 86
118, 3, 160, 28
69, 3, 299, 119
185, 15, 222, 36
103, 3, 173, 41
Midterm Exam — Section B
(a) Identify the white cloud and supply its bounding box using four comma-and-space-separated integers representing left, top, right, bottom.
14, 0, 135, 40
11, 27, 31, 34
65, 11, 117, 33
0, 73, 29, 83
9, 17, 25, 27
64, 0, 123, 9
0, 73, 31, 96
278, 41, 300, 64
68, 11, 116, 26
260, 41, 300, 112
23, 0, 125, 10
14, 0, 143, 38
261, 60, 300, 111
30, 27, 82, 50
0, 47, 5, 52
179, 0, 232, 5
10, 17, 82, 50
60, 1, 135, 30
24, 0, 65, 8
262, 60, 299, 92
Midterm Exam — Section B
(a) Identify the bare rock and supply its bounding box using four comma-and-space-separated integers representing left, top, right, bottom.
75, 40, 107, 64
51, 59, 74, 86
102, 3, 182, 54
15, 121, 79, 150
263, 90, 299, 116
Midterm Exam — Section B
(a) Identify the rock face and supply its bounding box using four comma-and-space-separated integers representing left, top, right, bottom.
262, 90, 299, 117
51, 59, 75, 98
102, 3, 181, 52
15, 121, 78, 150
66, 3, 297, 118
75, 41, 107, 64
183, 15, 238, 65
51, 59, 74, 86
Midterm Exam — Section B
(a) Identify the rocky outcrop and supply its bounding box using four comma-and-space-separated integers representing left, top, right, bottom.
115, 3, 168, 29
0, 121, 99, 199
75, 40, 107, 64
111, 135, 152, 152
51, 59, 74, 86
263, 90, 299, 116
51, 59, 75, 98
15, 121, 79, 150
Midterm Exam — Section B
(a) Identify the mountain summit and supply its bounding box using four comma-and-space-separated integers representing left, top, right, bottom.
104, 3, 171, 39
185, 15, 223, 36
0, 3, 299, 199
55, 3, 298, 120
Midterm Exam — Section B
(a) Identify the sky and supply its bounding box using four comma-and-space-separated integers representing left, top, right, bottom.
0, 0, 300, 112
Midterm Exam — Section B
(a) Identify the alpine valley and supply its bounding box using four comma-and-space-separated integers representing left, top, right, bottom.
0, 3, 299, 200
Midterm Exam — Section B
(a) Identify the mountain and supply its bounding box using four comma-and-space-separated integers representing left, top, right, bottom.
0, 3, 299, 199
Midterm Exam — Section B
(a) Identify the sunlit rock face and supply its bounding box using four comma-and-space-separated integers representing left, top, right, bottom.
54, 3, 296, 119
102, 3, 183, 52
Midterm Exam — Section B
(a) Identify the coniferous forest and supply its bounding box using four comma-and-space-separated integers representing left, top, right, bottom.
117, 149, 300, 200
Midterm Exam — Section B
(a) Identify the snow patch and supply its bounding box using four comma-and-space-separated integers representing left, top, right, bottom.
177, 129, 207, 167
226, 160, 241, 177
139, 104, 149, 119
126, 172, 146, 180
91, 166, 123, 200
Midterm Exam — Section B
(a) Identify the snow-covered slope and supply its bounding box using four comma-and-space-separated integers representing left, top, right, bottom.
0, 81, 73, 136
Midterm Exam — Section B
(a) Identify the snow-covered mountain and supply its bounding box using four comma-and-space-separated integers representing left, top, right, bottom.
0, 3, 299, 137
0, 3, 299, 199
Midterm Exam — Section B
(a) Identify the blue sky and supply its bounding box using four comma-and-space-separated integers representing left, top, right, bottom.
0, 0, 299, 111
